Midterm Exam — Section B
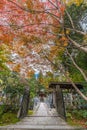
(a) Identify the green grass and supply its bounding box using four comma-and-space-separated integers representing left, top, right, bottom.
0, 112, 20, 126
67, 118, 81, 127
66, 111, 87, 128
28, 110, 33, 115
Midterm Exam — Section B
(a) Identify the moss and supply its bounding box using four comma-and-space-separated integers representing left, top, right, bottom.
67, 118, 81, 127
28, 110, 33, 115
0, 112, 20, 126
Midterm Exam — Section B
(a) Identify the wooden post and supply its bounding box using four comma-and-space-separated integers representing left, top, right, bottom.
55, 85, 66, 120
17, 87, 30, 118
53, 90, 56, 108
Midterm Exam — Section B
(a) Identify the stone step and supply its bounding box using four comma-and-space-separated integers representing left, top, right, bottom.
18, 118, 67, 125
16, 122, 67, 125
0, 125, 83, 130
0, 103, 84, 130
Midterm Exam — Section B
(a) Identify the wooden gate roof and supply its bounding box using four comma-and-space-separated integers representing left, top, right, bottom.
49, 82, 84, 89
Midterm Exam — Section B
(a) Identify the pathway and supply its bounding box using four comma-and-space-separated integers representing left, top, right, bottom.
0, 103, 83, 130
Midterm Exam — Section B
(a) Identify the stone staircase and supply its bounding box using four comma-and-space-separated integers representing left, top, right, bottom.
0, 103, 84, 130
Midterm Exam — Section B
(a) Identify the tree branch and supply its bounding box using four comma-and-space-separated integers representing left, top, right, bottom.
64, 27, 86, 35
68, 36, 87, 53
41, 51, 87, 101
48, 0, 58, 10
66, 75, 87, 101
65, 9, 75, 29
66, 48, 87, 82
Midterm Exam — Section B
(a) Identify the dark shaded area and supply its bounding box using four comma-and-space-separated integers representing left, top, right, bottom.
49, 82, 83, 89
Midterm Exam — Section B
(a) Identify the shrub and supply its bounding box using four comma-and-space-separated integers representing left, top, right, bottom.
0, 112, 19, 125
72, 110, 87, 119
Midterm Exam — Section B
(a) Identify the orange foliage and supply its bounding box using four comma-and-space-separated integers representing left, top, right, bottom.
0, 34, 14, 44
27, 70, 34, 78
13, 64, 21, 72
0, 0, 68, 77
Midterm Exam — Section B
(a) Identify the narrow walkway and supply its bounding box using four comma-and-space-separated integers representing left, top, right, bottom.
0, 103, 82, 130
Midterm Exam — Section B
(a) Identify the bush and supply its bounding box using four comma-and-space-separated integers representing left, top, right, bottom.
66, 112, 72, 119
72, 110, 87, 119
0, 104, 20, 125
29, 99, 34, 110
0, 112, 19, 125
0, 105, 5, 117
0, 104, 19, 116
